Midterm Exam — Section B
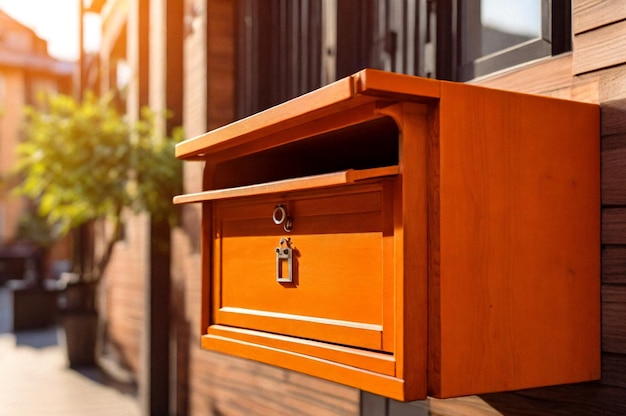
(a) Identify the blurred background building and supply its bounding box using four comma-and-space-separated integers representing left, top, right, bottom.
0, 9, 73, 287
0, 9, 73, 245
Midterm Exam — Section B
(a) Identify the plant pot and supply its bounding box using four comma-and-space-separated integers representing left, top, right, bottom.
62, 311, 98, 367
58, 277, 99, 367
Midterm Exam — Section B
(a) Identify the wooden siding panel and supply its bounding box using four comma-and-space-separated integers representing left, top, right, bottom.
602, 208, 626, 245
574, 20, 626, 75
602, 286, 626, 354
602, 98, 626, 136
601, 353, 626, 389
571, 75, 600, 103
573, 0, 626, 34
470, 54, 572, 95
602, 246, 626, 285
599, 65, 626, 103
477, 383, 626, 415
602, 134, 626, 205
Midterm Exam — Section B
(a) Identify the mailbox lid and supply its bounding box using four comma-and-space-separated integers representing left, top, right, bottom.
211, 179, 397, 352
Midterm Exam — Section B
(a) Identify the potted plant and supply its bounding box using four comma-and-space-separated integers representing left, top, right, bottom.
14, 91, 181, 367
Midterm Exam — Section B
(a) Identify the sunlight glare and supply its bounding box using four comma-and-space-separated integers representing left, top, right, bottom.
0, 0, 80, 61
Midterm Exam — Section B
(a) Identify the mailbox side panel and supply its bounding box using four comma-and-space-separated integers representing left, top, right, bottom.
433, 82, 601, 397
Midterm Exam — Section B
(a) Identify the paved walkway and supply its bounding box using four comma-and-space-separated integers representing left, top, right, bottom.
0, 287, 141, 416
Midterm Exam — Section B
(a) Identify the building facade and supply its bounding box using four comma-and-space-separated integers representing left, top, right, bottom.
0, 9, 73, 246
88, 1, 626, 415
0, 9, 74, 286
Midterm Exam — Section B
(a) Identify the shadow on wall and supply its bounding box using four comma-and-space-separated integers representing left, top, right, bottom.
173, 276, 190, 415
182, 205, 201, 254
478, 382, 626, 416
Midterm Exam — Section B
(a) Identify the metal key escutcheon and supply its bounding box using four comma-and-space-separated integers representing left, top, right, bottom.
275, 237, 293, 283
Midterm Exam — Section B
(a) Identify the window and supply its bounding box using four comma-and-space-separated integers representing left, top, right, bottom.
235, 0, 571, 115
460, 0, 547, 79
439, 0, 571, 81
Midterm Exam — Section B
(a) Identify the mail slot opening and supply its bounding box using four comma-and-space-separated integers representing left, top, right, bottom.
210, 116, 399, 190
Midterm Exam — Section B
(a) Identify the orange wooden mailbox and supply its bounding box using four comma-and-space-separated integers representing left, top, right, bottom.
174, 69, 600, 401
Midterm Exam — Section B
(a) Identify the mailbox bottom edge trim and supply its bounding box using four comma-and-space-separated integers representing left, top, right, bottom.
200, 331, 425, 402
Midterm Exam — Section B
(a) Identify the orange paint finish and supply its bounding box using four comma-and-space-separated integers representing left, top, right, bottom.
175, 69, 600, 401
432, 82, 601, 397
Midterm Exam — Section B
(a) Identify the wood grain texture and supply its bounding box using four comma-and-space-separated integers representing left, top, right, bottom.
599, 65, 626, 103
602, 246, 626, 285
427, 105, 443, 398
471, 55, 609, 103
176, 77, 358, 158
208, 325, 395, 375
601, 285, 626, 354
601, 98, 626, 136
574, 20, 626, 75
602, 134, 626, 204
601, 352, 626, 389
573, 0, 626, 34
429, 396, 501, 416
602, 208, 626, 244
206, 0, 235, 131
480, 382, 626, 416
174, 166, 399, 204
435, 82, 600, 397
213, 183, 389, 332
202, 334, 409, 401
378, 102, 431, 400
189, 349, 360, 416
470, 54, 573, 96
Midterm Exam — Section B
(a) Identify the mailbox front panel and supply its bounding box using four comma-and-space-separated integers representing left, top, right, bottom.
211, 179, 396, 352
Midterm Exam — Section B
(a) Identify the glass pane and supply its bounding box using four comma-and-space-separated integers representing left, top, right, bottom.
480, 0, 542, 57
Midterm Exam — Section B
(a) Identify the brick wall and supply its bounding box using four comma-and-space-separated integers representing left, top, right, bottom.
102, 213, 148, 374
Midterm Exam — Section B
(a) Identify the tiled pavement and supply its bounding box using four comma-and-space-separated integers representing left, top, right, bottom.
0, 287, 140, 416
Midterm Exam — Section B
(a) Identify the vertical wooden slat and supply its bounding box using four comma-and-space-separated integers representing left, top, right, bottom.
308, 0, 320, 88
288, 0, 297, 98
300, 0, 309, 93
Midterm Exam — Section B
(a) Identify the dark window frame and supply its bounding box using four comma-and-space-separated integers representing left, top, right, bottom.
437, 0, 571, 81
